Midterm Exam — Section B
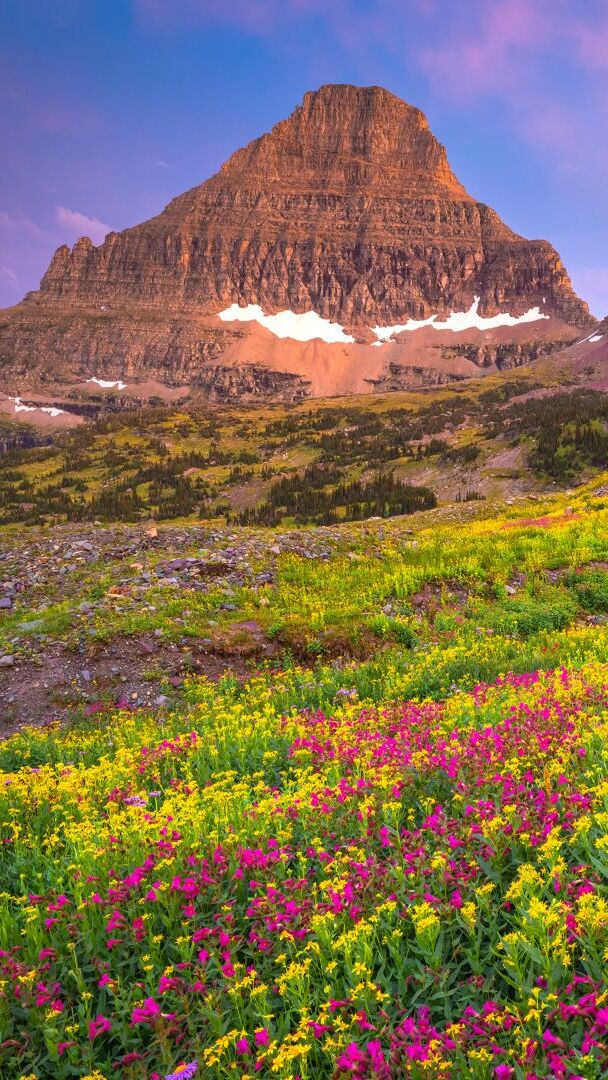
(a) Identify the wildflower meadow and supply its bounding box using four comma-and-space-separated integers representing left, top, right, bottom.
3, 495, 608, 1077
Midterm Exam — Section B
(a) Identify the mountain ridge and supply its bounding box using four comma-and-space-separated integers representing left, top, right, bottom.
0, 83, 595, 395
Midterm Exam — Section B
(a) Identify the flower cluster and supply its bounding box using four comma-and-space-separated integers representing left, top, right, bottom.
1, 663, 608, 1076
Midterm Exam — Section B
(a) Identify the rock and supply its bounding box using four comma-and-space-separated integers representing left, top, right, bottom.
0, 654, 14, 667
0, 85, 590, 393
0, 597, 12, 609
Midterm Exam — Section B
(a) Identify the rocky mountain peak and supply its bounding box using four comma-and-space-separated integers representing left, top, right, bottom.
214, 83, 469, 199
0, 84, 594, 394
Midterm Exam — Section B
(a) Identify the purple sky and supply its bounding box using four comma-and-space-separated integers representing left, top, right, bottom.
1, 0, 607, 316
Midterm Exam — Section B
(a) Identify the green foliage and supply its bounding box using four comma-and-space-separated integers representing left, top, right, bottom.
567, 567, 608, 612
237, 470, 437, 527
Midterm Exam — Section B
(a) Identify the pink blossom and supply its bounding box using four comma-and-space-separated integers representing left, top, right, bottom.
131, 997, 161, 1025
88, 1014, 111, 1040
308, 1021, 331, 1037
337, 1042, 366, 1070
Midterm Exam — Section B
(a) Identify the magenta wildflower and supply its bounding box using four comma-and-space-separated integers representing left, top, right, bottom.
309, 1021, 331, 1037
88, 1014, 111, 1040
337, 1042, 366, 1070
542, 1028, 563, 1048
130, 997, 161, 1025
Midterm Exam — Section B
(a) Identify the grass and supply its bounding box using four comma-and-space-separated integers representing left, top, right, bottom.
2, 451, 608, 1075
3, 377, 607, 527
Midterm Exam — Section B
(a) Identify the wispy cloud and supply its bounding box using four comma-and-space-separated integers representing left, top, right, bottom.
0, 265, 17, 282
133, 0, 608, 171
0, 210, 42, 236
55, 207, 111, 245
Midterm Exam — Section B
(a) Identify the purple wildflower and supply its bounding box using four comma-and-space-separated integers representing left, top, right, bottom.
165, 1063, 198, 1080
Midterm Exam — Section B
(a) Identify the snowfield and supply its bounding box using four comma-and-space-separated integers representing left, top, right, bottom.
218, 304, 356, 344
373, 296, 550, 343
86, 377, 128, 390
8, 397, 65, 417
218, 298, 549, 346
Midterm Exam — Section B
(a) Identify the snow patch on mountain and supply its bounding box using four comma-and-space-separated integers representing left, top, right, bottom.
218, 304, 356, 344
86, 377, 127, 390
373, 297, 550, 343
9, 397, 65, 417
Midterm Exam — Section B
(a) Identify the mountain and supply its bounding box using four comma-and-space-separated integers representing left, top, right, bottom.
0, 84, 594, 399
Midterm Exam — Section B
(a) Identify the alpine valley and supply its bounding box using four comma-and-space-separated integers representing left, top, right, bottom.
0, 84, 606, 531
0, 84, 602, 410
5, 79, 608, 1080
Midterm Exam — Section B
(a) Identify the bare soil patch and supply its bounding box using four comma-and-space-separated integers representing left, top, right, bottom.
0, 634, 251, 735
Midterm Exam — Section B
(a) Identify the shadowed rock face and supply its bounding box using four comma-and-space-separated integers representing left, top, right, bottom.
0, 84, 594, 393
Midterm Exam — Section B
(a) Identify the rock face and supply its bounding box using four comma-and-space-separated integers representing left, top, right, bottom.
36, 84, 589, 325
0, 83, 593, 394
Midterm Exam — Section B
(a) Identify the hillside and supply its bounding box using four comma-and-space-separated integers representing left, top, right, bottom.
2, 483, 608, 1076
0, 85, 593, 397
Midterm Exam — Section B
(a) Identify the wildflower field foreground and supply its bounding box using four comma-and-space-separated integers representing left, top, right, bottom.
3, 491, 608, 1077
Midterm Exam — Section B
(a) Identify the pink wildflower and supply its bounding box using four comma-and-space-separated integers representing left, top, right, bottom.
337, 1042, 366, 1070
88, 1014, 111, 1040
131, 997, 161, 1025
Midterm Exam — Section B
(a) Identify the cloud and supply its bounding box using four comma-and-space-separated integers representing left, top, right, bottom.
0, 265, 17, 282
154, 158, 170, 168
0, 210, 42, 236
133, 0, 608, 171
55, 207, 111, 245
416, 0, 552, 101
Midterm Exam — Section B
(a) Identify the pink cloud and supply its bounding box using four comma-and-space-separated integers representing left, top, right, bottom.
133, 0, 608, 170
55, 207, 111, 245
417, 0, 554, 100
0, 210, 42, 236
413, 0, 608, 171
571, 20, 608, 71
